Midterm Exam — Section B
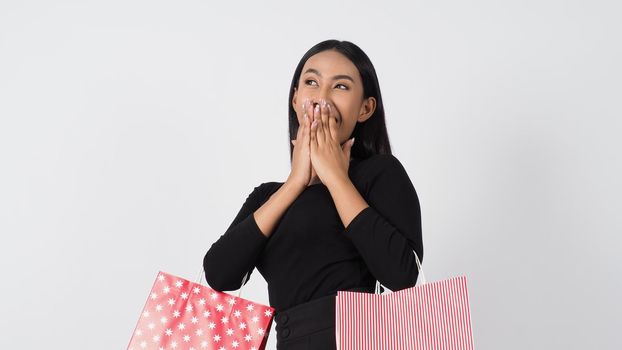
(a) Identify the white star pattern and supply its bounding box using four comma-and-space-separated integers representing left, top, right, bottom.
127, 271, 274, 350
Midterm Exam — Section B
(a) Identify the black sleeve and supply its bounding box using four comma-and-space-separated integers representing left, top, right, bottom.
203, 182, 272, 292
343, 154, 424, 291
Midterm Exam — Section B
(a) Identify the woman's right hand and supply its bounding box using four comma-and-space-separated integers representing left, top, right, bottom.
288, 98, 314, 188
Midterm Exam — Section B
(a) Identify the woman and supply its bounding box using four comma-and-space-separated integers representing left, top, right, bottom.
204, 39, 423, 349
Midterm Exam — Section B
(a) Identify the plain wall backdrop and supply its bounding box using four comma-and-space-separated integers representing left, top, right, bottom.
1, 0, 620, 349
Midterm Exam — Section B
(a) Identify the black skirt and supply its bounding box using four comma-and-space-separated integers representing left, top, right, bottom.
274, 286, 372, 350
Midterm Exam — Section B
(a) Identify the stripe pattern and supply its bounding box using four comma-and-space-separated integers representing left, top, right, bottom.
335, 275, 474, 350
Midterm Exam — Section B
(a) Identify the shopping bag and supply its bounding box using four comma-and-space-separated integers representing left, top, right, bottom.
335, 250, 475, 349
127, 269, 274, 350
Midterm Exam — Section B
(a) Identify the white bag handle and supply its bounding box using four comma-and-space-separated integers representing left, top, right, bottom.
195, 267, 250, 321
196, 266, 249, 299
375, 248, 426, 294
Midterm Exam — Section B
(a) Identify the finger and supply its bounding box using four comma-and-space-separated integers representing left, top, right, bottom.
313, 102, 321, 136
296, 100, 307, 139
343, 137, 355, 160
327, 102, 339, 143
315, 102, 325, 146
302, 98, 311, 122
307, 99, 315, 124
320, 100, 329, 143
296, 117, 303, 139
297, 99, 309, 146
310, 117, 318, 145
310, 119, 319, 154
302, 107, 310, 147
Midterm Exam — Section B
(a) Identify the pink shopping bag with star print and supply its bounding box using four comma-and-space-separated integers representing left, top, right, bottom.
335, 250, 476, 349
127, 270, 274, 350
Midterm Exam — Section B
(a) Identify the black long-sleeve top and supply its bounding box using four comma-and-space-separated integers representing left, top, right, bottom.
203, 153, 423, 312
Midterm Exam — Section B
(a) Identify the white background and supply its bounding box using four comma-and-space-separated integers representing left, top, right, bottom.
1, 0, 620, 349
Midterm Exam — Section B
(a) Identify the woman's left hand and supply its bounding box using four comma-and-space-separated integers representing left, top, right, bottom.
309, 99, 355, 187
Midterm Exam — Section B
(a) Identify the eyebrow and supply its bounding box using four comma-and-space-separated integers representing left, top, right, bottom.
303, 68, 355, 83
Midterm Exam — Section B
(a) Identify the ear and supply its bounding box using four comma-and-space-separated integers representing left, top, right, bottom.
357, 97, 376, 123
292, 87, 298, 109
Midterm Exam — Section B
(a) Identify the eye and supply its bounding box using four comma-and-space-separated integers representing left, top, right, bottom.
305, 79, 349, 90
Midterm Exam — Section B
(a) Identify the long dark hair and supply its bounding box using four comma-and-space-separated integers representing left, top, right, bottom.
287, 40, 392, 162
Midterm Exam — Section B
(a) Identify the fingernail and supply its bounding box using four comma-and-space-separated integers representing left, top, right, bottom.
315, 104, 320, 113
351, 137, 355, 146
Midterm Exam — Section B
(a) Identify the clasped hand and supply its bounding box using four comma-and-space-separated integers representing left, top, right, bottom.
291, 98, 355, 187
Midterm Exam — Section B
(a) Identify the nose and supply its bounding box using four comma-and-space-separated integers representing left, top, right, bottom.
307, 97, 339, 123
309, 97, 331, 109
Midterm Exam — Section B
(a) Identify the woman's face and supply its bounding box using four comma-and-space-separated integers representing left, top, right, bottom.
292, 49, 376, 145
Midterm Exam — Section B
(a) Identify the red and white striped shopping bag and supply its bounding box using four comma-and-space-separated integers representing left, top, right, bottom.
335, 251, 475, 349
127, 270, 274, 350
